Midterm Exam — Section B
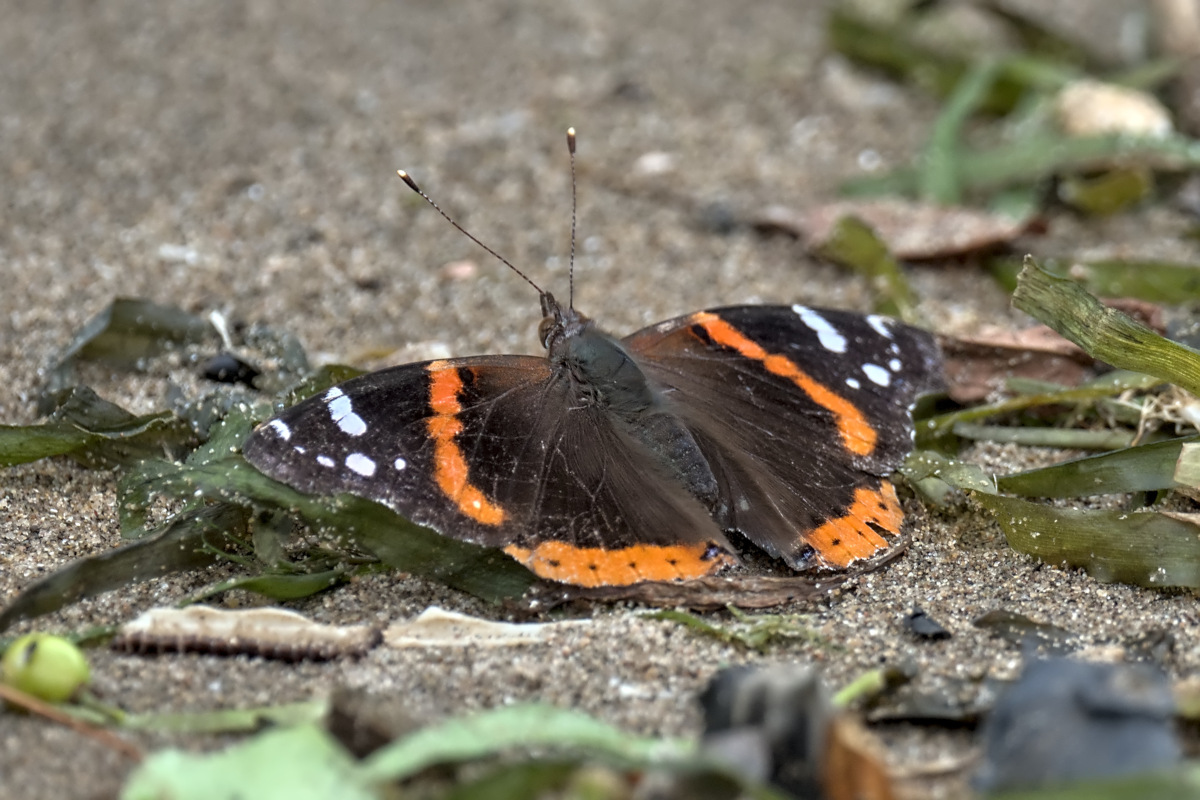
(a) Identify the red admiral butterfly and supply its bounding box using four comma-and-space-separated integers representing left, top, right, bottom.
244, 131, 943, 588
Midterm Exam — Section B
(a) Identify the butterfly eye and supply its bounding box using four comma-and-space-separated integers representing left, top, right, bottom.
538, 316, 557, 348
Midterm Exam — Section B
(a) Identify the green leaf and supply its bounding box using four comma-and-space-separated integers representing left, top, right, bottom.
1058, 258, 1200, 305
120, 723, 371, 800
119, 701, 328, 734
921, 58, 1002, 204
991, 765, 1200, 799
134, 456, 536, 603
1058, 168, 1154, 216
1013, 257, 1200, 396
918, 371, 1162, 442
972, 492, 1200, 588
996, 437, 1199, 497
952, 423, 1135, 450
846, 133, 1200, 199
0, 425, 100, 467
360, 704, 687, 784
647, 607, 824, 653
906, 450, 1200, 589
281, 364, 365, 406
826, 7, 1074, 115
901, 450, 997, 506
1175, 442, 1200, 488
0, 387, 195, 469
813, 216, 918, 322
187, 569, 348, 603
444, 761, 578, 800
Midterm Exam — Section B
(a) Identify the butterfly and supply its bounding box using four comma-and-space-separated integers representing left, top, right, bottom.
243, 131, 943, 587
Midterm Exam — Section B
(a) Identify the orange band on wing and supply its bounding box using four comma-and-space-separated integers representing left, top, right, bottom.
692, 312, 877, 457
426, 362, 506, 525
504, 541, 734, 587
805, 480, 903, 568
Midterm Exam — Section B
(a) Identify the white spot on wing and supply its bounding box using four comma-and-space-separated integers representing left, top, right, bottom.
345, 453, 376, 477
867, 315, 893, 339
327, 389, 367, 436
393, 457, 407, 471
793, 305, 847, 353
317, 455, 335, 468
863, 363, 890, 386
846, 377, 861, 389
888, 358, 902, 371
267, 419, 291, 441
337, 412, 367, 436
294, 445, 307, 454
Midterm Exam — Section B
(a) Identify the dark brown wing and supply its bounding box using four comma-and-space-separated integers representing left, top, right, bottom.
243, 355, 736, 587
625, 305, 943, 569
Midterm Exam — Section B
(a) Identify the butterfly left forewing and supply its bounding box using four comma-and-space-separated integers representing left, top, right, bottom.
245, 354, 737, 587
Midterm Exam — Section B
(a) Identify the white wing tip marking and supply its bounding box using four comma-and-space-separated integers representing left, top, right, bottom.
267, 419, 291, 441
792, 304, 847, 354
866, 314, 894, 339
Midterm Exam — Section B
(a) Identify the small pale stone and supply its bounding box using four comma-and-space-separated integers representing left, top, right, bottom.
1055, 80, 1173, 139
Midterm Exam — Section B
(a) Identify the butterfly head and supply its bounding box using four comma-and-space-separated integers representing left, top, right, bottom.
538, 291, 591, 352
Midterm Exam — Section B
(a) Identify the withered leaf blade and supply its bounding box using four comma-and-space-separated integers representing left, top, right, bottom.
41, 298, 217, 410
757, 199, 1029, 261
1013, 257, 1200, 397
972, 609, 1077, 654
938, 327, 1095, 404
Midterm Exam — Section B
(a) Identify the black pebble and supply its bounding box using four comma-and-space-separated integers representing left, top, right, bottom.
201, 352, 261, 387
906, 607, 951, 640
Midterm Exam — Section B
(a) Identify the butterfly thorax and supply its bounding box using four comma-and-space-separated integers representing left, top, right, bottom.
538, 292, 721, 506
539, 292, 656, 417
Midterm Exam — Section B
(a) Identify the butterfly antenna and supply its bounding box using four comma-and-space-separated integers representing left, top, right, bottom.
566, 127, 577, 311
396, 169, 544, 296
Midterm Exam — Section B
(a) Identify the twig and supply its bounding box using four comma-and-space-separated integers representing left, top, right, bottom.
0, 683, 144, 763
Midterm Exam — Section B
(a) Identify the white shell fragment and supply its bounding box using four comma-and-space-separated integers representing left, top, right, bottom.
1055, 80, 1174, 139
113, 606, 380, 661
383, 606, 590, 648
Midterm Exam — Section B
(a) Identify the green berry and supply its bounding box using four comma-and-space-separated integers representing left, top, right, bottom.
2, 633, 91, 703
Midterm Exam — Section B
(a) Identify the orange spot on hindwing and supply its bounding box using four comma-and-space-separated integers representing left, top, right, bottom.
806, 480, 903, 568
426, 362, 506, 525
692, 312, 877, 457
504, 541, 735, 587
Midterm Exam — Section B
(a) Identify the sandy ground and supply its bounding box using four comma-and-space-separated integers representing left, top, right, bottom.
2, 2, 1198, 798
